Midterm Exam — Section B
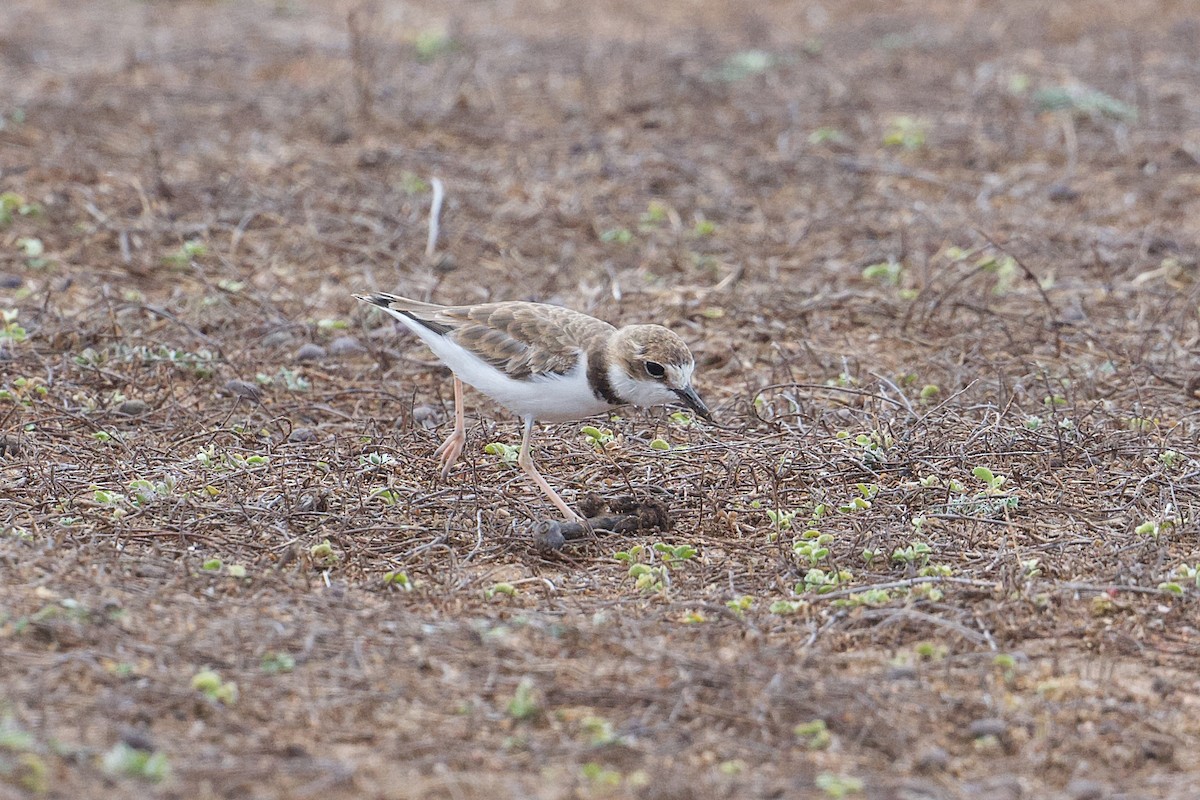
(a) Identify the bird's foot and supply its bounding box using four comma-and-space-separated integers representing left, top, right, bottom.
434, 429, 466, 480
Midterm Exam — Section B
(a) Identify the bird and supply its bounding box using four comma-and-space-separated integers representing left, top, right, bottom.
354, 292, 711, 522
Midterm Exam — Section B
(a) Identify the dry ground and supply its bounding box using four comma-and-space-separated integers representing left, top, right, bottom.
2, 0, 1200, 798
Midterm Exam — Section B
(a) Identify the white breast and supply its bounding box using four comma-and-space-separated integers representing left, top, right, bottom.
386, 309, 616, 422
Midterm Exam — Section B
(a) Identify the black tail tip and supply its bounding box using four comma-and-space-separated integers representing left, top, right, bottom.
355, 293, 391, 308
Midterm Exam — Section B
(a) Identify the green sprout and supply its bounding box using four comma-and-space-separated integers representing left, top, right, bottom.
862, 260, 902, 286
383, 570, 414, 590
102, 742, 171, 783
882, 115, 927, 150
794, 719, 832, 750
580, 425, 614, 450
506, 677, 540, 720
485, 582, 518, 599
0, 309, 28, 345
261, 652, 296, 674
484, 441, 519, 466
816, 772, 864, 798
191, 669, 238, 705
164, 239, 207, 265
310, 539, 338, 566
600, 227, 633, 244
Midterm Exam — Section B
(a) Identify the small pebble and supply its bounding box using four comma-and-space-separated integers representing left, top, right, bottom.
0, 273, 22, 289
1048, 183, 1080, 202
223, 379, 262, 401
296, 493, 328, 513
288, 427, 318, 443
1066, 779, 1106, 800
411, 404, 442, 429
967, 717, 1008, 739
115, 399, 150, 416
261, 330, 294, 349
532, 520, 566, 552
0, 434, 20, 457
294, 343, 326, 362
914, 745, 949, 773
328, 335, 364, 356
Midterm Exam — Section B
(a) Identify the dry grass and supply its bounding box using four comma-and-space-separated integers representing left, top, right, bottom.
2, 0, 1200, 797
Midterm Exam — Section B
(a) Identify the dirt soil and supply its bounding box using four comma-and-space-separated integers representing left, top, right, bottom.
2, 1, 1200, 798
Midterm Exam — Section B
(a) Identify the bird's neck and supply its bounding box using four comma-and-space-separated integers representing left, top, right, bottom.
586, 345, 622, 406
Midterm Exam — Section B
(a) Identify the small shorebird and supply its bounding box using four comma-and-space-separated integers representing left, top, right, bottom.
355, 292, 711, 522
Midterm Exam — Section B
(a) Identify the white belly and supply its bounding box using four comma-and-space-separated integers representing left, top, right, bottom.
391, 312, 616, 422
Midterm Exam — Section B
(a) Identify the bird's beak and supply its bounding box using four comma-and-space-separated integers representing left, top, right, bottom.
673, 385, 712, 422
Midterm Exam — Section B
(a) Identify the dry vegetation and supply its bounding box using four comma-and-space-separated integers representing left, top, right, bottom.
2, 0, 1200, 798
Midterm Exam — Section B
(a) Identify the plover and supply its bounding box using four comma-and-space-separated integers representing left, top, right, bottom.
355, 292, 711, 522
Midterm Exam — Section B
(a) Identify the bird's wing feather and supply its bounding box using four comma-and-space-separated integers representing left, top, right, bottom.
358, 293, 614, 379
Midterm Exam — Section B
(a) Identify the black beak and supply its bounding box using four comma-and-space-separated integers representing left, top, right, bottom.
673, 385, 712, 422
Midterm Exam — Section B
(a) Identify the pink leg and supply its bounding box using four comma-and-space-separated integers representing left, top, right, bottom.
433, 376, 466, 480
517, 416, 583, 522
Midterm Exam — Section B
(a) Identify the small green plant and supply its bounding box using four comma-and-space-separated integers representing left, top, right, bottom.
0, 191, 42, 226
808, 127, 848, 145
1033, 85, 1137, 121
413, 30, 454, 62
640, 200, 669, 228
399, 171, 430, 195
709, 49, 776, 82
765, 507, 797, 537
669, 411, 694, 427
370, 487, 401, 505
914, 641, 947, 660
862, 260, 902, 286
191, 669, 238, 705
309, 539, 338, 566
599, 227, 633, 245
506, 677, 540, 720
794, 719, 832, 750
975, 253, 1018, 295
164, 239, 207, 265
692, 218, 717, 237
1135, 518, 1175, 539
615, 543, 697, 594
580, 762, 622, 787
793, 529, 833, 565
580, 425, 614, 450
769, 599, 807, 615
580, 715, 624, 747
838, 483, 877, 513
16, 237, 47, 268
972, 466, 1006, 494
891, 541, 932, 568
383, 570, 414, 589
830, 588, 892, 608
649, 437, 670, 451
882, 115, 927, 150
795, 567, 852, 594
201, 558, 222, 571
101, 742, 171, 783
484, 441, 519, 466
359, 451, 397, 470
486, 582, 518, 599
317, 317, 349, 332
128, 477, 175, 506
0, 309, 28, 345
261, 651, 296, 674
725, 595, 754, 615
816, 772, 864, 798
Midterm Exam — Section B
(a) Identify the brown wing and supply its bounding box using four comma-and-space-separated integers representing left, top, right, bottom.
359, 293, 614, 380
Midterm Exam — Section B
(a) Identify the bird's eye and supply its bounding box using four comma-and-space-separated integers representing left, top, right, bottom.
644, 361, 666, 378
